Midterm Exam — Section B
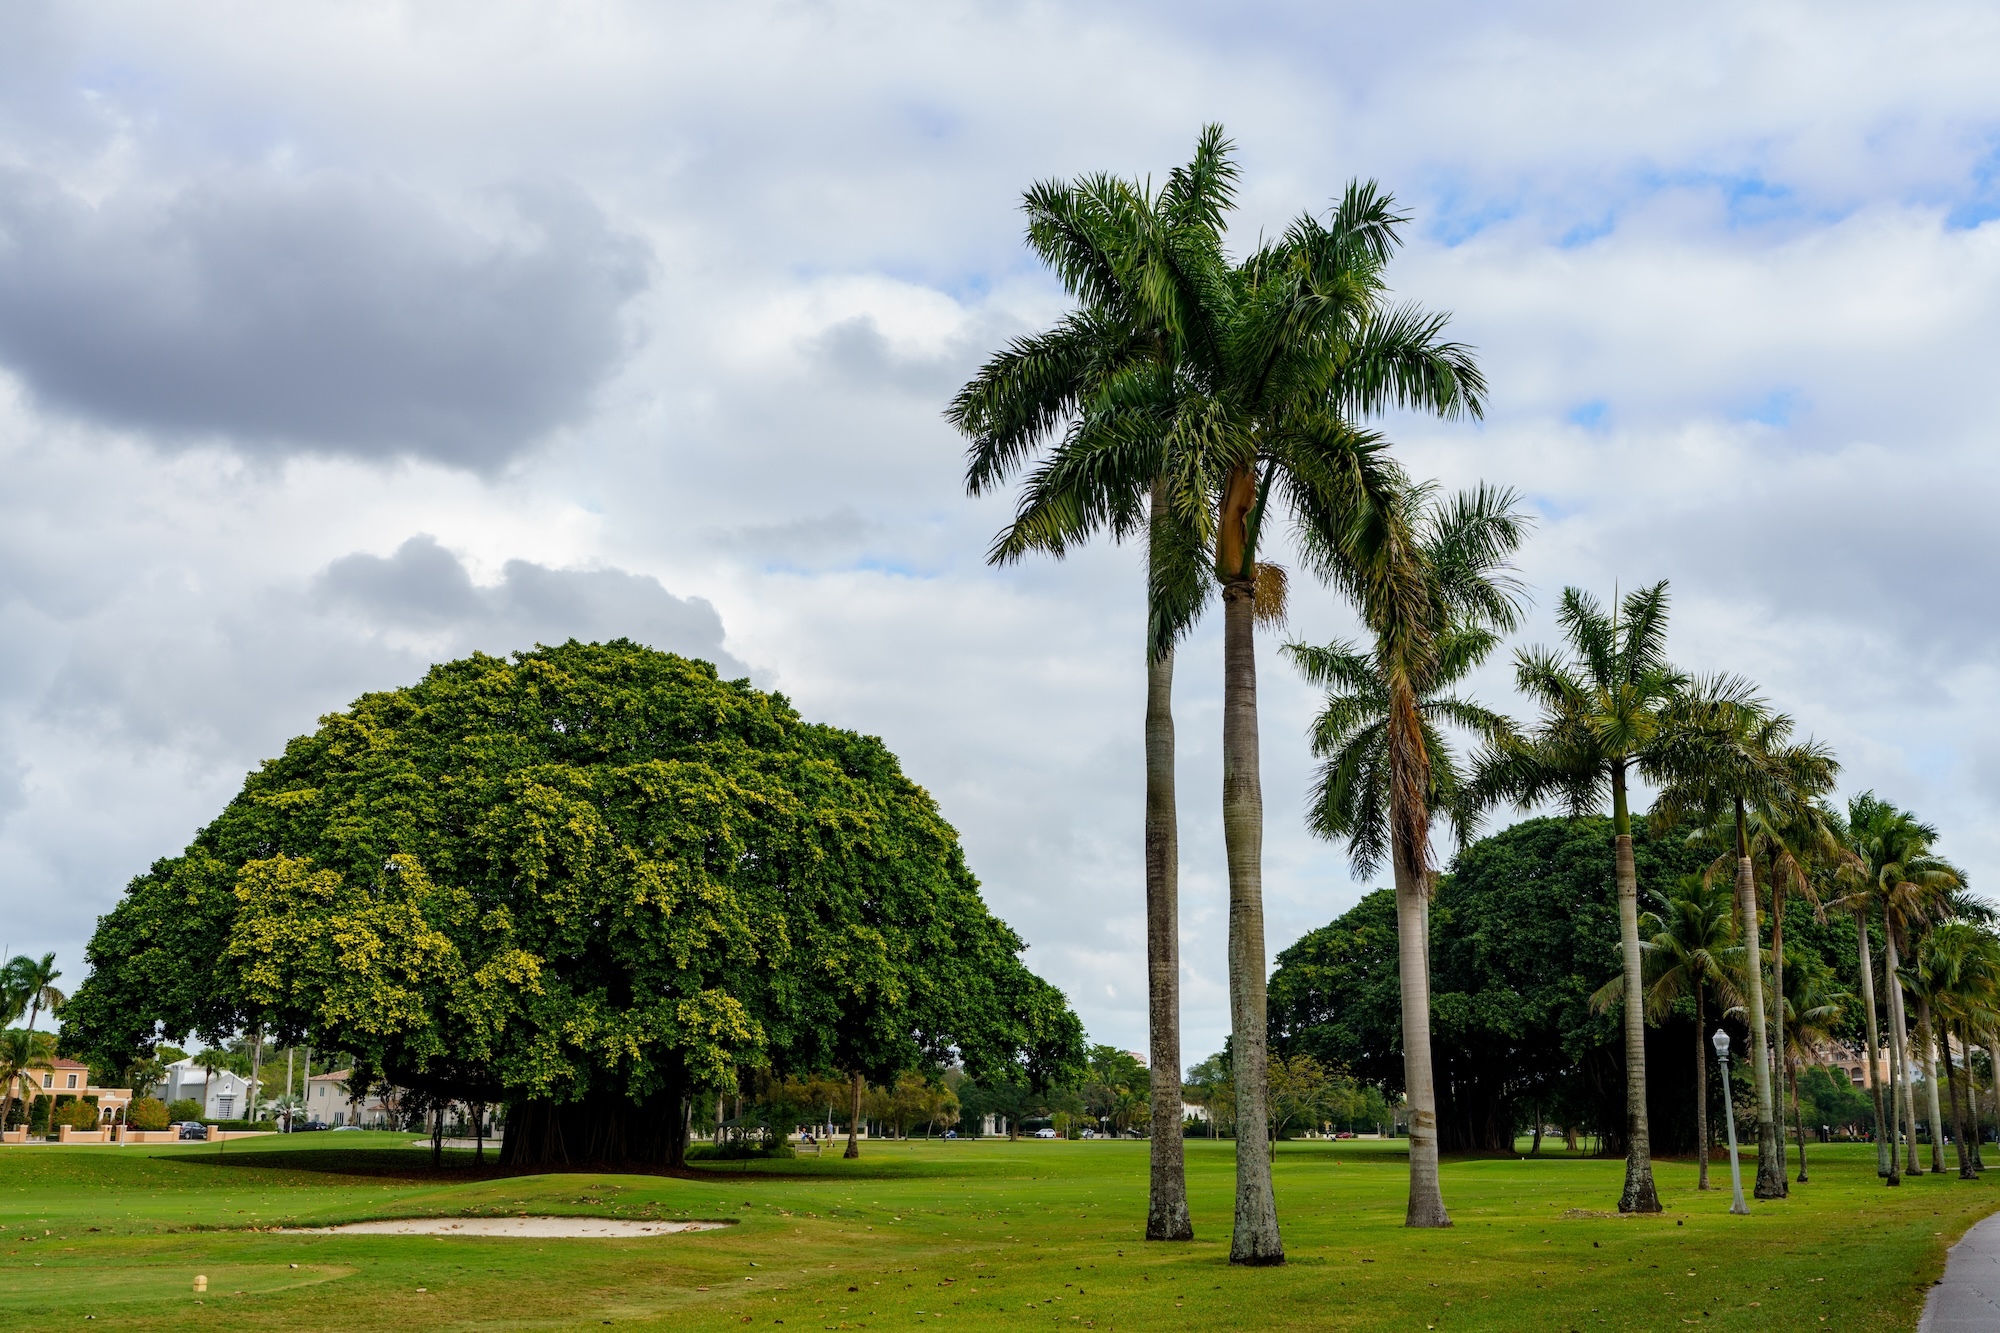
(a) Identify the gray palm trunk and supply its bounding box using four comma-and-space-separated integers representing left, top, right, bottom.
1392, 835, 1450, 1227
1221, 580, 1282, 1265
1883, 920, 1923, 1174
1144, 641, 1193, 1241
1768, 903, 1788, 1187
247, 1030, 263, 1125
1855, 917, 1892, 1179
1967, 1039, 1985, 1171
1885, 1013, 1907, 1179
1731, 847, 1783, 1199
1695, 985, 1710, 1190
1920, 1004, 1947, 1174
1944, 1023, 1974, 1180
1611, 771, 1661, 1211
1789, 1056, 1809, 1182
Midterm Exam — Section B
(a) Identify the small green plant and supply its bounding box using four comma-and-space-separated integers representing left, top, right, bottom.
126, 1096, 170, 1131
166, 1098, 203, 1123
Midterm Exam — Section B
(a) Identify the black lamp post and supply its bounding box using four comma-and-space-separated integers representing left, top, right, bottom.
1712, 1028, 1749, 1215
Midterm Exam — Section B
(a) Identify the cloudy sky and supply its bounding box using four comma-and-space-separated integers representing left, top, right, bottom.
3, 1, 1998, 1069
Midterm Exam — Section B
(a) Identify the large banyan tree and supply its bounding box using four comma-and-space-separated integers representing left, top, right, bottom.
63, 641, 1084, 1166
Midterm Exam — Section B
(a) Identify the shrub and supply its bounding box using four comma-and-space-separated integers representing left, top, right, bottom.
686, 1140, 795, 1161
54, 1098, 100, 1130
127, 1096, 170, 1131
166, 1098, 203, 1123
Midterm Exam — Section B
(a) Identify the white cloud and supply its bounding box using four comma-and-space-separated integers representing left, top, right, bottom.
2, 0, 1998, 1069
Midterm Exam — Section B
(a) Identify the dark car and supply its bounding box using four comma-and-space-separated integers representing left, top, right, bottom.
296, 1120, 331, 1132
177, 1121, 208, 1140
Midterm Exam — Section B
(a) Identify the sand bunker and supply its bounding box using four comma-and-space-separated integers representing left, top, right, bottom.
287, 1216, 730, 1238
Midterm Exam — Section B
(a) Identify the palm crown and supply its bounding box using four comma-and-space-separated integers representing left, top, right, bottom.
1284, 483, 1527, 875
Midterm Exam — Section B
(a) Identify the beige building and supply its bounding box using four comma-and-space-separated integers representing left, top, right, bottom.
15, 1059, 133, 1124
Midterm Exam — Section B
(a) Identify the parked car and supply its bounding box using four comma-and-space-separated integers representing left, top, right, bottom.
1335, 1131, 1356, 1140
1033, 1128, 1058, 1139
177, 1122, 207, 1140
332, 1125, 362, 1132
942, 1130, 958, 1139
295, 1120, 331, 1132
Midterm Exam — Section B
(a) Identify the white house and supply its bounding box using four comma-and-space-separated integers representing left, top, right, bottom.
160, 1059, 261, 1120
305, 1071, 392, 1126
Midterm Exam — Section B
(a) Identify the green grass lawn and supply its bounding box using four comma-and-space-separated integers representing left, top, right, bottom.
1, 1131, 1990, 1330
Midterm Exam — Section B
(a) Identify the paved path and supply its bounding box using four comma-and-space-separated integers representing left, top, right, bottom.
1921, 1209, 2000, 1331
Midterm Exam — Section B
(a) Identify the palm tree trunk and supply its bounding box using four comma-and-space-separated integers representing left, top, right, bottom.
1885, 997, 1907, 1181
1731, 806, 1782, 1200
1884, 920, 1923, 1174
1143, 630, 1193, 1242
1610, 769, 1660, 1212
1392, 839, 1450, 1227
247, 1030, 263, 1125
1220, 577, 1282, 1265
1790, 1056, 1808, 1183
1695, 985, 1710, 1190
1768, 883, 1787, 1188
1855, 915, 1891, 1179
1946, 1022, 1974, 1179
1976, 1040, 1992, 1160
1919, 1002, 1947, 1174
1966, 1034, 1984, 1171
844, 1073, 862, 1160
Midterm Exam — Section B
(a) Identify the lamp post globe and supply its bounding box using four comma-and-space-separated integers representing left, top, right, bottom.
1711, 1029, 1730, 1061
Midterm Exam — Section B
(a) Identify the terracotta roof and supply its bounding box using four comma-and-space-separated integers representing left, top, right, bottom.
50, 1058, 89, 1070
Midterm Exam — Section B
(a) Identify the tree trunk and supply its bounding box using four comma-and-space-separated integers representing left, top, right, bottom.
1695, 986, 1710, 1190
1610, 770, 1661, 1212
1768, 880, 1787, 1187
1392, 839, 1451, 1227
1789, 1056, 1808, 1183
1731, 814, 1783, 1200
1885, 998, 1907, 1181
1919, 1001, 1947, 1174
247, 1030, 263, 1125
845, 1073, 862, 1159
1884, 919, 1923, 1175
1855, 916, 1892, 1179
1945, 1022, 1974, 1179
1966, 1034, 1984, 1171
1143, 632, 1193, 1242
1220, 578, 1282, 1265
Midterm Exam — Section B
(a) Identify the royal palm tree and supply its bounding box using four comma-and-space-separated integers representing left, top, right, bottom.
950, 127, 1238, 1242
1915, 920, 2000, 1181
1595, 873, 1740, 1190
1684, 796, 1842, 1181
6, 953, 64, 1041
1845, 794, 1963, 1178
1472, 582, 1682, 1213
1011, 179, 1484, 1259
1285, 482, 1527, 1228
1650, 681, 1838, 1200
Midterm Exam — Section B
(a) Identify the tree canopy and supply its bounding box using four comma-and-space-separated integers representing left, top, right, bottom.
63, 640, 1082, 1164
